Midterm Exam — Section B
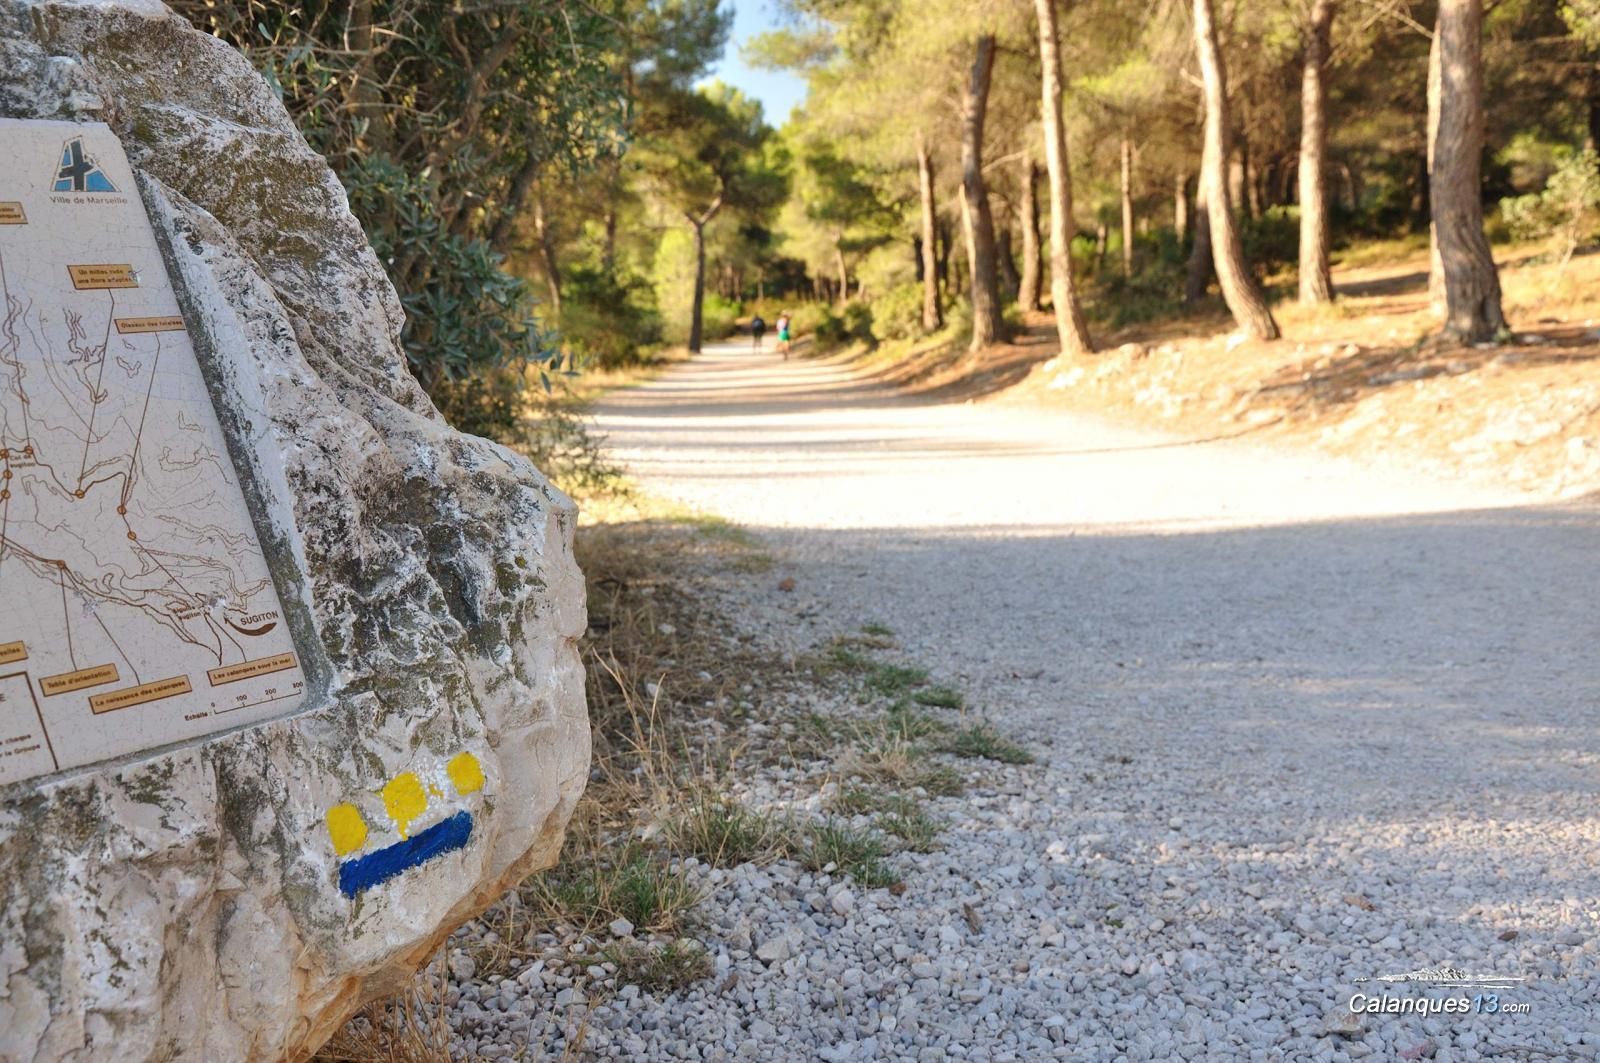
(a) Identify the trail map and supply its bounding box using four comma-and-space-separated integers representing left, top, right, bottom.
0, 119, 306, 785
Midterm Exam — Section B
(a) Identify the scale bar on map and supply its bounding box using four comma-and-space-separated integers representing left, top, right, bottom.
90, 675, 194, 715
115, 315, 185, 334
208, 652, 298, 687
40, 662, 119, 696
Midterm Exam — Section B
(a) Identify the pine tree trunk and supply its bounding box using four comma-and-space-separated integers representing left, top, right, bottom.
937, 219, 952, 298
688, 221, 706, 353
917, 131, 943, 331
1186, 144, 1214, 301
998, 228, 1020, 299
1587, 64, 1600, 151
1193, 0, 1280, 339
1018, 153, 1042, 312
1033, 0, 1093, 354
532, 192, 562, 316
1120, 135, 1135, 278
1433, 0, 1506, 343
1298, 0, 1334, 306
961, 34, 1004, 351
1427, 20, 1445, 315
1242, 133, 1261, 218
835, 242, 849, 309
1174, 171, 1189, 245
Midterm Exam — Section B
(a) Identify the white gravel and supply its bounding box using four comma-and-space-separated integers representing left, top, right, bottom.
486, 343, 1600, 1061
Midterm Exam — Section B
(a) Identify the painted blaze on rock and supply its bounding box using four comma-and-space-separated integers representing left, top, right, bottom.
0, 3, 589, 1062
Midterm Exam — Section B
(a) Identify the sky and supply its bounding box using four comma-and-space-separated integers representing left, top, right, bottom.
701, 0, 809, 127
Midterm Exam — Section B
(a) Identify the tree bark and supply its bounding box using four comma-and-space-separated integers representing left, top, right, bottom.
1587, 63, 1600, 152
532, 192, 562, 316
1186, 147, 1214, 301
1298, 0, 1335, 305
1174, 171, 1189, 245
998, 228, 1021, 299
917, 131, 943, 331
1033, 0, 1093, 354
1018, 153, 1042, 312
1120, 135, 1135, 278
1193, 0, 1280, 339
961, 34, 1004, 351
344, 0, 390, 153
937, 218, 952, 298
490, 154, 541, 250
1242, 133, 1262, 218
1427, 19, 1445, 315
688, 221, 707, 353
1432, 0, 1506, 342
835, 241, 849, 309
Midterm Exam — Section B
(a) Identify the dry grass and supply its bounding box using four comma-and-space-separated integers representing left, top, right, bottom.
666, 789, 798, 868
315, 511, 786, 1059
600, 938, 714, 993
313, 496, 1014, 1059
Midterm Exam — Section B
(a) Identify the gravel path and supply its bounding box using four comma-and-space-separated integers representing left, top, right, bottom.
583, 342, 1600, 1061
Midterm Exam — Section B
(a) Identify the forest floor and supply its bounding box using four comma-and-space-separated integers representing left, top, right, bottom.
853, 241, 1600, 500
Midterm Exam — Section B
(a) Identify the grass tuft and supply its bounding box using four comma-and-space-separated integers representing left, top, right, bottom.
804, 820, 902, 887
884, 701, 945, 742
666, 790, 795, 867
877, 804, 940, 853
524, 842, 703, 934
942, 725, 1032, 765
600, 938, 714, 993
864, 661, 929, 697
913, 764, 967, 796
822, 640, 873, 673
912, 685, 964, 710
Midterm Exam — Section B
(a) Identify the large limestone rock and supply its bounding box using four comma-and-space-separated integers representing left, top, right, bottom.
0, 2, 589, 1059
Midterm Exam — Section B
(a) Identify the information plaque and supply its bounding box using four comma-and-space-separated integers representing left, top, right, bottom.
0, 119, 306, 784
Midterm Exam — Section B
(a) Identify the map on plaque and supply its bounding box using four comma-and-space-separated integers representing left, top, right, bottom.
0, 119, 306, 785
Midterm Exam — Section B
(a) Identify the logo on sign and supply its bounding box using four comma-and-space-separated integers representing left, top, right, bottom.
53, 136, 117, 193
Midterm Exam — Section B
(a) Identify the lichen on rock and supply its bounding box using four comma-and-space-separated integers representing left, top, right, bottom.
0, 2, 588, 1060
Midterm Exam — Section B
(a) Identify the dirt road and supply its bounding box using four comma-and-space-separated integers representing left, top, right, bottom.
593, 341, 1600, 1059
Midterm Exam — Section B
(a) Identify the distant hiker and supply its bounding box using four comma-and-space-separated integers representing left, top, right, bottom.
776, 312, 792, 360
751, 314, 767, 349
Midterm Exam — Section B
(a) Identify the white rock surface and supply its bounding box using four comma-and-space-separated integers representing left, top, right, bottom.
0, 3, 587, 1061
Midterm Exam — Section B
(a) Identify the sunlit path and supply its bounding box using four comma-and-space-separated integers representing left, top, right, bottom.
595, 341, 1600, 1056
596, 341, 1529, 532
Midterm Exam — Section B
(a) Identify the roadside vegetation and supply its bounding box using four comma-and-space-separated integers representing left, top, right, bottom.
314, 484, 1035, 1060
187, 0, 1600, 500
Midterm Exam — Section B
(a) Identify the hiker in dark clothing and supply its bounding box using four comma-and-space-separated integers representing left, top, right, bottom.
751, 314, 767, 350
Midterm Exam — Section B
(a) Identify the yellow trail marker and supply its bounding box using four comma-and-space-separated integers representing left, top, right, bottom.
448, 751, 485, 794
381, 772, 428, 839
325, 803, 368, 857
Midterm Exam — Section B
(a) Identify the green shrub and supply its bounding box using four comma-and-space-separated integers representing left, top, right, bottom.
871, 282, 927, 341
844, 303, 875, 345
787, 303, 832, 336
1500, 148, 1600, 263
701, 294, 742, 342
1240, 205, 1300, 278
812, 308, 849, 351
560, 267, 662, 367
